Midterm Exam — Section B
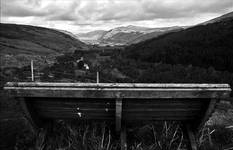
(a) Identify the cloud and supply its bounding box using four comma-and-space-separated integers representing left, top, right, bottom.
97, 0, 233, 21
1, 0, 233, 33
1, 0, 47, 17
46, 1, 80, 21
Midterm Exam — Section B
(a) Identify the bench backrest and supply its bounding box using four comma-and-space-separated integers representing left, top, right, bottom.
4, 82, 231, 130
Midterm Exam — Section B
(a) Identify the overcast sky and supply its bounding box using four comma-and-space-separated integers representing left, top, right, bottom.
1, 0, 233, 33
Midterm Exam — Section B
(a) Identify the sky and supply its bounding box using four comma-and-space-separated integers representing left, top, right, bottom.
1, 0, 233, 33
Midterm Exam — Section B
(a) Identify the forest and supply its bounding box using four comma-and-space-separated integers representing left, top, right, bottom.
124, 18, 233, 72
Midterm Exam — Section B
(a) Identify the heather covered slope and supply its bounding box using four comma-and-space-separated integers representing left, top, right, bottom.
202, 11, 233, 25
0, 23, 87, 55
124, 17, 233, 72
0, 23, 88, 68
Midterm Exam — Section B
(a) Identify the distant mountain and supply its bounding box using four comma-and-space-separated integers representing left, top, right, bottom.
58, 29, 81, 40
124, 13, 233, 72
0, 23, 88, 68
76, 30, 107, 44
77, 25, 183, 46
127, 26, 183, 45
202, 11, 233, 25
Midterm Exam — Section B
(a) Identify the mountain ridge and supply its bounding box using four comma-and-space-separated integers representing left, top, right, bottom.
0, 23, 88, 68
77, 25, 183, 46
124, 13, 233, 72
202, 11, 233, 25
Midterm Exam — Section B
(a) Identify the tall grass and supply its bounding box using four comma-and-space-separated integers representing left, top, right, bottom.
15, 120, 120, 150
15, 120, 233, 150
128, 121, 188, 150
198, 125, 233, 150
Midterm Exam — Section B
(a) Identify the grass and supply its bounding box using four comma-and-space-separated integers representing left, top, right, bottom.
197, 103, 233, 150
127, 121, 188, 150
14, 120, 120, 150
198, 125, 233, 150
12, 116, 233, 150
14, 121, 190, 150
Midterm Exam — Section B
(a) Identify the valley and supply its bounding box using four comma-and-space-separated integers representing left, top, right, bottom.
1, 11, 233, 150
76, 25, 183, 46
1, 12, 233, 88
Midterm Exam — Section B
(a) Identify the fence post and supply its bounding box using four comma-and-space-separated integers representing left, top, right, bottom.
31, 60, 34, 82
97, 71, 99, 83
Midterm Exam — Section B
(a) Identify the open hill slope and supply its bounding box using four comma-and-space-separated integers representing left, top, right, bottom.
77, 25, 183, 46
202, 11, 233, 25
0, 23, 87, 55
125, 14, 233, 72
0, 23, 88, 68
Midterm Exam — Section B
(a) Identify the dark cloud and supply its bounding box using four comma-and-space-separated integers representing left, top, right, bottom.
1, 0, 233, 33
2, 0, 48, 17
46, 1, 80, 21
142, 0, 233, 18
98, 0, 233, 21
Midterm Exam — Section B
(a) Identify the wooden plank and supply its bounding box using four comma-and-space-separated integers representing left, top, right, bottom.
33, 101, 115, 108
36, 106, 203, 111
36, 107, 201, 112
5, 89, 230, 98
124, 111, 200, 115
5, 87, 231, 91
124, 108, 202, 112
34, 99, 205, 108
4, 82, 231, 88
39, 113, 195, 120
39, 112, 115, 116
125, 117, 196, 121
39, 115, 114, 120
124, 100, 205, 104
38, 111, 197, 116
4, 82, 231, 99
186, 125, 198, 150
18, 98, 39, 132
197, 99, 218, 131
116, 98, 122, 132
37, 111, 198, 117
36, 106, 115, 111
121, 125, 127, 150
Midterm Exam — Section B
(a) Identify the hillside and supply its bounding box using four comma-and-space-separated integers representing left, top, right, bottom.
76, 30, 107, 45
58, 29, 81, 41
202, 11, 233, 25
77, 25, 183, 46
127, 27, 183, 45
124, 15, 233, 72
0, 23, 88, 68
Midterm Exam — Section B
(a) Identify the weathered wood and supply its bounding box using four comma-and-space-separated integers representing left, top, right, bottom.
4, 88, 230, 99
3, 82, 231, 141
37, 107, 201, 112
4, 82, 231, 88
186, 125, 198, 150
39, 114, 196, 120
38, 110, 199, 117
121, 125, 127, 150
4, 82, 231, 99
18, 98, 38, 132
116, 98, 122, 132
197, 99, 218, 131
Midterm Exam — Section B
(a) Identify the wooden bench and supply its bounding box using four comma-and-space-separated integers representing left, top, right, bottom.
4, 82, 232, 150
